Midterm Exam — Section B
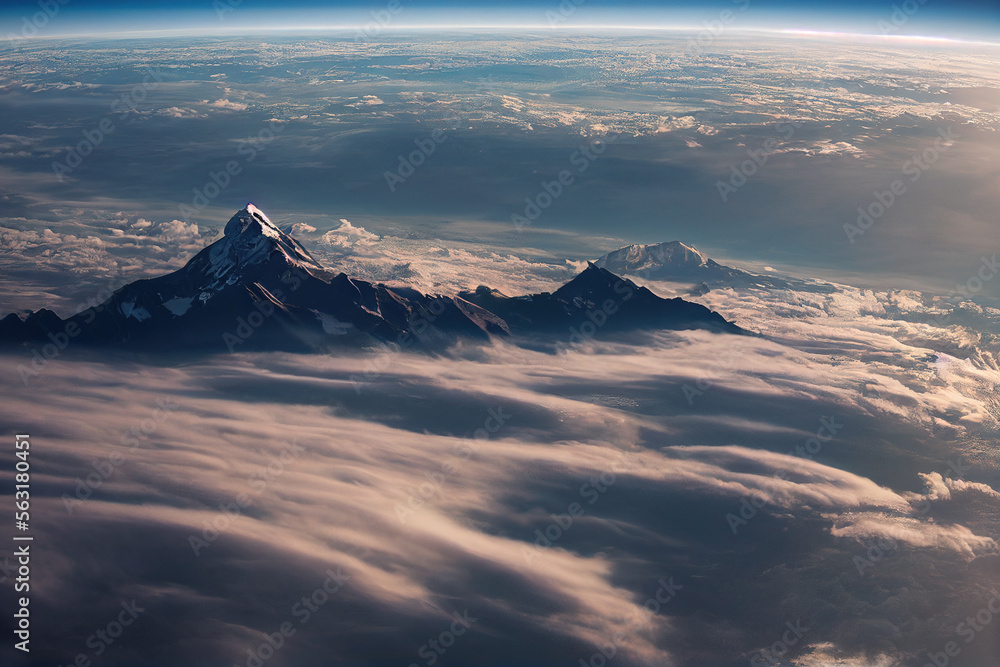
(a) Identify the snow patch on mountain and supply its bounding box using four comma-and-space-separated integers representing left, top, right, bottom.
593, 240, 835, 294
312, 311, 352, 335
120, 300, 151, 321
162, 296, 194, 316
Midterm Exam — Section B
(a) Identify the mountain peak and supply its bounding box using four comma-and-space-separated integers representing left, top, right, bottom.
555, 262, 636, 302
618, 241, 709, 268
210, 204, 324, 276
593, 240, 742, 282
224, 203, 282, 239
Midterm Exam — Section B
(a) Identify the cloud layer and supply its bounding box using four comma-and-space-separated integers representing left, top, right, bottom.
2, 296, 998, 666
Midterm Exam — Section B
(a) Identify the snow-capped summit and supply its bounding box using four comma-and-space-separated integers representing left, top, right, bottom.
224, 203, 281, 238
27, 204, 334, 341
593, 240, 833, 293
211, 204, 324, 280
594, 241, 721, 278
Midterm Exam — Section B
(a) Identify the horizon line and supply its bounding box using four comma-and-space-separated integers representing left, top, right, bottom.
4, 24, 1000, 48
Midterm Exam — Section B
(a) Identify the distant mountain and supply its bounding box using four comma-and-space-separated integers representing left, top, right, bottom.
0, 206, 744, 354
594, 241, 746, 282
458, 263, 742, 338
593, 241, 834, 293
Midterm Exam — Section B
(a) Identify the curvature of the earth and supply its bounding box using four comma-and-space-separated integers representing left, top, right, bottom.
2, 29, 1000, 667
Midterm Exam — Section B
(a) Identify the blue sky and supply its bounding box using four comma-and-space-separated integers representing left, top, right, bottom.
2, 0, 999, 41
